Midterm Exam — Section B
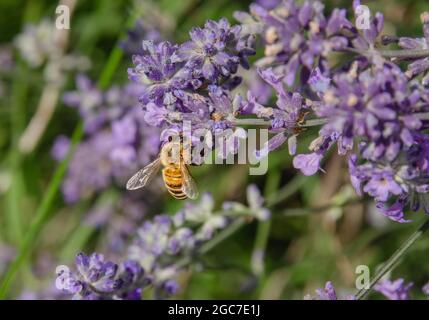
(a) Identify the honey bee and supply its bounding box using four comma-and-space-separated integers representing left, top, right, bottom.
126, 141, 199, 200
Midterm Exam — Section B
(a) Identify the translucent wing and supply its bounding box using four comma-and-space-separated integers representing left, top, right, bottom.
126, 157, 161, 190
181, 164, 199, 200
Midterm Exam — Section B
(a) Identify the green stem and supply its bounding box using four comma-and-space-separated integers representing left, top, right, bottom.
345, 47, 429, 59
173, 173, 304, 275
5, 61, 28, 245
378, 49, 429, 59
175, 217, 248, 269
233, 112, 429, 128
278, 198, 363, 218
199, 218, 247, 255
234, 113, 429, 128
300, 118, 328, 127
265, 175, 307, 207
97, 46, 124, 88
232, 118, 328, 127
355, 217, 429, 300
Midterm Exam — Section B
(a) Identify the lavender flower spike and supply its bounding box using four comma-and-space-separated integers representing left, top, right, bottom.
304, 281, 355, 300
374, 279, 413, 300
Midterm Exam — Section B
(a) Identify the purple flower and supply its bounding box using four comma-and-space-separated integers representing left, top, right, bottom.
75, 253, 120, 293
120, 20, 162, 56
168, 228, 195, 254
51, 135, 70, 161
374, 279, 413, 300
162, 280, 179, 296
308, 67, 330, 93
255, 0, 281, 10
128, 215, 171, 271
376, 199, 411, 223
181, 193, 228, 241
255, 68, 306, 129
56, 190, 269, 300
246, 184, 271, 220
0, 46, 13, 74
348, 154, 363, 196
318, 65, 415, 161
398, 12, 429, 81
127, 32, 253, 157
363, 172, 403, 202
313, 62, 429, 221
242, 69, 273, 105
128, 40, 191, 107
61, 131, 114, 203
237, 0, 353, 86
223, 185, 270, 221
56, 253, 149, 300
0, 244, 15, 275
56, 253, 120, 299
174, 18, 255, 82
304, 281, 355, 300
57, 79, 161, 203
63, 75, 104, 134
293, 152, 323, 176
255, 132, 287, 159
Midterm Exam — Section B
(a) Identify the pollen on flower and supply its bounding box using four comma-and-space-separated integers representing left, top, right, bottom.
347, 94, 358, 107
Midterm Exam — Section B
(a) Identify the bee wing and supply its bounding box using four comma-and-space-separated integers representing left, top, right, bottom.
180, 164, 199, 200
126, 157, 161, 190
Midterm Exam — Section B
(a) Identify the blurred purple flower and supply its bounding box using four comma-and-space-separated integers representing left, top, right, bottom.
60, 131, 114, 203
313, 63, 429, 221
51, 135, 70, 161
63, 75, 104, 134
57, 193, 262, 300
398, 12, 429, 83
246, 184, 271, 220
255, 0, 281, 10
57, 79, 161, 203
293, 152, 323, 176
120, 20, 162, 56
0, 46, 14, 74
304, 281, 355, 300
376, 198, 410, 223
423, 282, 429, 297
374, 279, 413, 300
242, 67, 310, 155
236, 0, 354, 86
0, 244, 15, 275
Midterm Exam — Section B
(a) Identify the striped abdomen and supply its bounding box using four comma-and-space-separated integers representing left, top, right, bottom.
162, 165, 187, 200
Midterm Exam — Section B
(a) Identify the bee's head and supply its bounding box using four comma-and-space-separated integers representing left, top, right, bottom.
160, 141, 182, 166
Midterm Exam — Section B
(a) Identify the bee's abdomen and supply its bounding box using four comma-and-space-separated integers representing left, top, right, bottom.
162, 166, 187, 200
